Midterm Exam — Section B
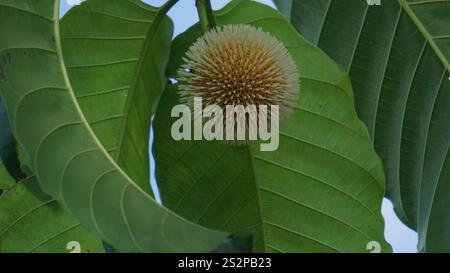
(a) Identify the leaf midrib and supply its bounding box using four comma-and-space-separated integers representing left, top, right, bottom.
247, 145, 268, 252
52, 0, 178, 216
114, 1, 168, 169
399, 0, 450, 71
27, 223, 80, 253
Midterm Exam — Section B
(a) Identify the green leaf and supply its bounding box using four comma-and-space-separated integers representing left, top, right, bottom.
0, 0, 229, 252
273, 0, 450, 252
0, 161, 14, 190
1, 94, 101, 253
0, 97, 24, 181
59, 0, 173, 193
1, 97, 18, 194
0, 176, 103, 253
0, 99, 16, 190
272, 0, 292, 20
153, 0, 391, 253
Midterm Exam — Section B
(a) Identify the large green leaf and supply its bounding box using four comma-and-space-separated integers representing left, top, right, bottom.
0, 176, 103, 253
273, 0, 450, 252
153, 0, 391, 253
1, 95, 102, 253
59, 0, 173, 193
0, 0, 230, 252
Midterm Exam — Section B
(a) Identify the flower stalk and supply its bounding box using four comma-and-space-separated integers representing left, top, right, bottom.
196, 0, 216, 32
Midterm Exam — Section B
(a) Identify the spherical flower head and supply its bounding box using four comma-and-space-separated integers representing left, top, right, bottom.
178, 24, 300, 139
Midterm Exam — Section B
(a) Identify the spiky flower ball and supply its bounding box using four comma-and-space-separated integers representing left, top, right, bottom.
178, 24, 299, 134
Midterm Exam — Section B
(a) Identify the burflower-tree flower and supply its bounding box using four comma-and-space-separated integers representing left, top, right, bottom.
177, 24, 300, 142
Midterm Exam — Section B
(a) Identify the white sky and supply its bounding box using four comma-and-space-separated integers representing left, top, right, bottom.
60, 0, 418, 253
